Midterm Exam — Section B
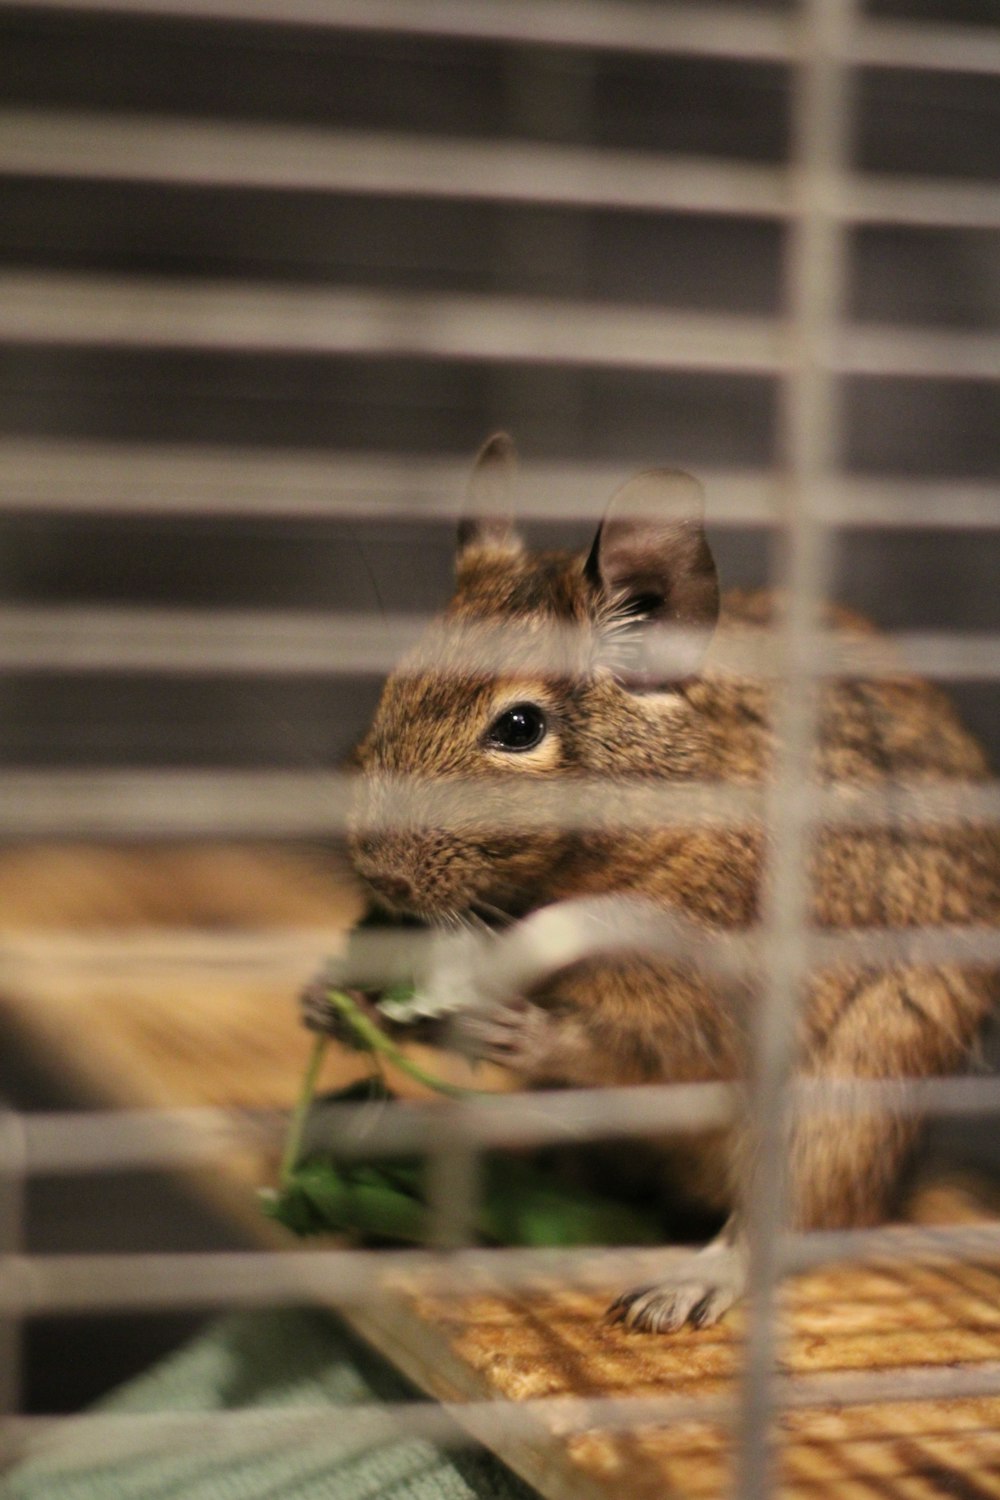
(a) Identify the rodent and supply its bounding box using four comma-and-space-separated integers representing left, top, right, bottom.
343, 432, 1000, 1332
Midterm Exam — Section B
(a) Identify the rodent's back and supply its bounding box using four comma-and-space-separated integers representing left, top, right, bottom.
693, 586, 1000, 934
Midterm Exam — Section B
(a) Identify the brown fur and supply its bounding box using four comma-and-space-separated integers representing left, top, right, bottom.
349, 441, 1000, 1326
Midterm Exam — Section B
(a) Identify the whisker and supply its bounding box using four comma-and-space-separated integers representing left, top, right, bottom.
470, 898, 514, 930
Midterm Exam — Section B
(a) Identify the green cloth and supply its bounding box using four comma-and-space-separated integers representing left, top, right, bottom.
4, 1310, 538, 1500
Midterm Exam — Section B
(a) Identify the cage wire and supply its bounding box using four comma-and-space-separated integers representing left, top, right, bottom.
0, 0, 999, 1497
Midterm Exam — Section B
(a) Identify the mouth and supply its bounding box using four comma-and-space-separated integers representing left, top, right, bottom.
360, 877, 512, 933
361, 881, 430, 924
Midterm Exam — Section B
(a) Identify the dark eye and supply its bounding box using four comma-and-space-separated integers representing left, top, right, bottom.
485, 702, 548, 753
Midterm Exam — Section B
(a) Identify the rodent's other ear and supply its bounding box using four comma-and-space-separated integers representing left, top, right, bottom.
587, 470, 720, 688
457, 431, 523, 559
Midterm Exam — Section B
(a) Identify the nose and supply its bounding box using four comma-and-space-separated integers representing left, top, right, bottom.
365, 871, 415, 905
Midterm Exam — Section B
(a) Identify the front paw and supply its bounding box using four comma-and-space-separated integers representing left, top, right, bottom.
606, 1241, 745, 1333
299, 970, 379, 1050
452, 997, 557, 1073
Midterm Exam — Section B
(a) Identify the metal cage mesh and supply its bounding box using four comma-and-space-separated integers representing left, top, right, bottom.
0, 2, 999, 1496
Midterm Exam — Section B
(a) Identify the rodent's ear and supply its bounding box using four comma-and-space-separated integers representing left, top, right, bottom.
587, 470, 719, 688
457, 432, 523, 560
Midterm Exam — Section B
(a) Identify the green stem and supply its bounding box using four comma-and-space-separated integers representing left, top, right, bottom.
325, 988, 478, 1100
280, 1032, 329, 1186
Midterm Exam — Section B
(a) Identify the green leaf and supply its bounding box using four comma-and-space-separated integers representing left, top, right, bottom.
265, 1158, 429, 1242
479, 1156, 662, 1247
265, 1144, 663, 1248
260, 1180, 329, 1237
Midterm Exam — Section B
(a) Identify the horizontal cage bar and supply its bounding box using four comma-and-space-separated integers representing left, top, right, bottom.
1, 440, 997, 528
4, 1219, 1000, 1317
13, 1072, 1000, 1178
1, 771, 999, 838
2, 607, 1000, 681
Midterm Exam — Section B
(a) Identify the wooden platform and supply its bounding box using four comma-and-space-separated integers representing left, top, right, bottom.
349, 1254, 1000, 1500
2, 842, 1000, 1499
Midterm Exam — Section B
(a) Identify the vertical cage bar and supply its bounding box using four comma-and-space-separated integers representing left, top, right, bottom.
424, 1098, 482, 1249
735, 1, 855, 1496
0, 1110, 27, 1437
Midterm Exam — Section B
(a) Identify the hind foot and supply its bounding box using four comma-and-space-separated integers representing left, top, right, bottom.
606, 1234, 745, 1333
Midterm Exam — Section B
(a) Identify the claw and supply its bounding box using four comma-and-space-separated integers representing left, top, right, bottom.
604, 1285, 656, 1327
605, 1235, 745, 1333
605, 1280, 734, 1333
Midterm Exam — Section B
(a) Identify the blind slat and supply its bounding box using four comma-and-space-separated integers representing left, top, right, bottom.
2, 441, 997, 528
5, 112, 1000, 231
3, 273, 997, 380
8, 0, 1000, 77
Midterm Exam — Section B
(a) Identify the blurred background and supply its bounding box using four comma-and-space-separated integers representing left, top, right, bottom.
0, 0, 998, 1425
